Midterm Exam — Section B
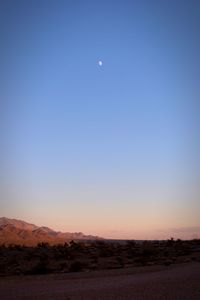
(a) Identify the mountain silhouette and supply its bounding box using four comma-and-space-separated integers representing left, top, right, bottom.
0, 217, 101, 246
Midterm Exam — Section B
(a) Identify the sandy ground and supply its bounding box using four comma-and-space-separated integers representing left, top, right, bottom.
0, 262, 200, 300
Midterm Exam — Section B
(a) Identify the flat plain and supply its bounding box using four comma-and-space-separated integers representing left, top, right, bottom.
0, 262, 200, 300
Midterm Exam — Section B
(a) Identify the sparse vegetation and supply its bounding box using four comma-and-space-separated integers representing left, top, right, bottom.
0, 239, 200, 276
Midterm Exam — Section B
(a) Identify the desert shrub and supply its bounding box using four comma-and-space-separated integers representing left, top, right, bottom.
126, 240, 136, 248
167, 238, 175, 246
8, 255, 19, 265
96, 242, 116, 257
134, 257, 148, 266
53, 247, 69, 259
37, 242, 50, 248
0, 263, 6, 275
69, 241, 86, 252
69, 260, 85, 272
23, 248, 35, 260
29, 261, 49, 274
141, 244, 157, 257
69, 240, 78, 249
59, 262, 68, 271
163, 260, 172, 266
27, 256, 50, 275
9, 245, 23, 251
163, 250, 170, 257
91, 255, 99, 264
99, 248, 113, 257
26, 251, 51, 275
116, 256, 125, 268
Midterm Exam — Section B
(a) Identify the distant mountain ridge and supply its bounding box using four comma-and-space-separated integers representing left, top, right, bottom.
0, 217, 39, 231
0, 217, 102, 246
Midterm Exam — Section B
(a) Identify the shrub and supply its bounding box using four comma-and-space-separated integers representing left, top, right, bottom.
28, 260, 50, 275
69, 261, 85, 272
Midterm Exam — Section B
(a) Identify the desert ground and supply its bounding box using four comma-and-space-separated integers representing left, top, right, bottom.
0, 262, 200, 300
1, 240, 200, 299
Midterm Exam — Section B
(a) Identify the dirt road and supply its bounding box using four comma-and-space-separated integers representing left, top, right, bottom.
1, 262, 200, 300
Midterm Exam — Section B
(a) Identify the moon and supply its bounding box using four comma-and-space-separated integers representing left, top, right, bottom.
98, 60, 103, 66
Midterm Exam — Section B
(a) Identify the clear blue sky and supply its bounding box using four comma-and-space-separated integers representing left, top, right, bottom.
1, 0, 199, 239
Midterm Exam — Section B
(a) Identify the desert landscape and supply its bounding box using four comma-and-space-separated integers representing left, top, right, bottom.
0, 218, 200, 299
1, 0, 200, 299
0, 218, 200, 276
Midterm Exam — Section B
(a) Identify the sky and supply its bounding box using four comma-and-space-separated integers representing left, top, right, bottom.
1, 0, 200, 239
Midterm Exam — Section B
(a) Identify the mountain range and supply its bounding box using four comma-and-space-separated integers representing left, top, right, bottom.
0, 217, 102, 246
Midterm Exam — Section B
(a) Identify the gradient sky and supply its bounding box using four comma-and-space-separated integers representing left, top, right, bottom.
1, 0, 200, 239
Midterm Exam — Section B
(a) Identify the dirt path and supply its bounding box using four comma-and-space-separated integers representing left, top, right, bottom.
1, 262, 200, 300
